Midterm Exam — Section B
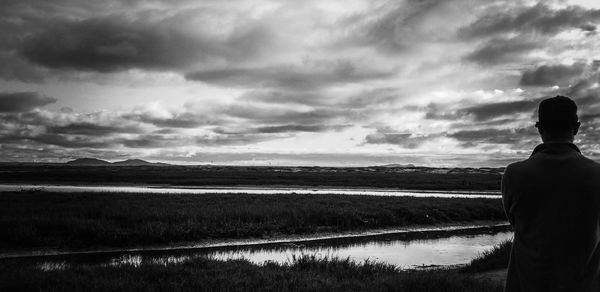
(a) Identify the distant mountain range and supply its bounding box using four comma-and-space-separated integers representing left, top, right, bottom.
66, 158, 168, 166
379, 163, 416, 168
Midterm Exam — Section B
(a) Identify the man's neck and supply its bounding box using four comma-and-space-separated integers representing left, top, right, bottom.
541, 136, 574, 143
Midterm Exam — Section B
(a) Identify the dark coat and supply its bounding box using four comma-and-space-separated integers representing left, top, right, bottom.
503, 143, 600, 292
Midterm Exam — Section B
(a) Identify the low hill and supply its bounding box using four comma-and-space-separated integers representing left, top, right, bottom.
380, 163, 416, 168
113, 159, 154, 166
66, 158, 111, 165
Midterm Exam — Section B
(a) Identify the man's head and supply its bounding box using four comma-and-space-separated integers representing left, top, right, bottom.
535, 95, 580, 142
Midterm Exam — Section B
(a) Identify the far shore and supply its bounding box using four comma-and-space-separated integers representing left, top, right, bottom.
0, 164, 503, 191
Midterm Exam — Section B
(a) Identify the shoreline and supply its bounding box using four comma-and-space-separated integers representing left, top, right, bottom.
0, 221, 510, 261
0, 184, 501, 198
0, 182, 501, 194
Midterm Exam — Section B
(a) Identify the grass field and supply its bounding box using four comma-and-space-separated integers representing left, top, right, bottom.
0, 255, 503, 292
0, 191, 505, 250
0, 164, 502, 190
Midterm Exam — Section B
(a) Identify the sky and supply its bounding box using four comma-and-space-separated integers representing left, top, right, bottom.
1, 0, 600, 166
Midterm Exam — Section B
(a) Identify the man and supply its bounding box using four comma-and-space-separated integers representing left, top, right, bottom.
503, 95, 600, 292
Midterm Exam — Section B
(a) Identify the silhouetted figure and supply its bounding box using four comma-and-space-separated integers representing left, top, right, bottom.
503, 96, 600, 292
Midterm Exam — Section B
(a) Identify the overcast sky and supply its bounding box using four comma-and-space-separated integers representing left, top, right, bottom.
1, 0, 599, 166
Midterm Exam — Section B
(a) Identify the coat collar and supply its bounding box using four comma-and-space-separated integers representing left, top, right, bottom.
531, 142, 581, 157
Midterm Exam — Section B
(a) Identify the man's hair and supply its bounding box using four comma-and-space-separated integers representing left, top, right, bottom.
536, 95, 579, 130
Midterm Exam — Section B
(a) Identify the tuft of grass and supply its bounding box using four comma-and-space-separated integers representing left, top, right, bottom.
460, 239, 512, 273
0, 255, 503, 292
0, 192, 506, 251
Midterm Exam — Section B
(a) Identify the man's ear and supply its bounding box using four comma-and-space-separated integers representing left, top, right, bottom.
535, 122, 544, 135
574, 122, 581, 136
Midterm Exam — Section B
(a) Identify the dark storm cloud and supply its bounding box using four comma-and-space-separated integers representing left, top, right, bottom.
425, 98, 541, 122
254, 124, 346, 133
195, 134, 276, 147
123, 112, 211, 128
32, 134, 116, 148
19, 16, 204, 72
460, 3, 600, 38
520, 62, 588, 86
337, 0, 451, 52
240, 88, 399, 110
119, 129, 283, 149
239, 90, 326, 106
448, 127, 538, 146
0, 133, 116, 149
364, 128, 437, 149
0, 52, 46, 82
459, 99, 541, 121
224, 103, 344, 125
215, 124, 348, 135
580, 113, 600, 123
464, 36, 537, 65
219, 88, 392, 134
47, 122, 143, 136
0, 92, 56, 112
17, 11, 272, 73
185, 60, 393, 90
119, 134, 183, 148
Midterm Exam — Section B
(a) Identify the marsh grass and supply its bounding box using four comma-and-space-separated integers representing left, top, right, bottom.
0, 255, 503, 292
460, 239, 512, 273
0, 192, 505, 250
0, 164, 502, 190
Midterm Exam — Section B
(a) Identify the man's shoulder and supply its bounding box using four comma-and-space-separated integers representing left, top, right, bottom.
506, 153, 600, 174
578, 155, 600, 170
504, 159, 529, 174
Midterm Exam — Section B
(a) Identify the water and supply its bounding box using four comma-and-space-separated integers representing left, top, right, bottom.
33, 229, 513, 271
209, 231, 512, 268
0, 184, 500, 199
195, 231, 512, 268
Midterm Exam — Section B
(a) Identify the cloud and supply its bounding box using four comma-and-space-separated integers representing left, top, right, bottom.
47, 122, 143, 136
448, 127, 538, 146
460, 3, 600, 38
425, 98, 541, 122
119, 134, 186, 148
0, 92, 56, 112
215, 124, 348, 134
123, 112, 210, 129
0, 52, 46, 82
520, 62, 589, 86
363, 127, 438, 149
0, 132, 116, 149
337, 0, 468, 53
17, 11, 274, 73
464, 36, 538, 65
458, 99, 541, 121
185, 60, 394, 90
2, 0, 600, 165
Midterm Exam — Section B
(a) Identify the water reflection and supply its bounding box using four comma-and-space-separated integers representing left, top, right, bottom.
205, 231, 513, 269
0, 184, 500, 199
33, 230, 512, 271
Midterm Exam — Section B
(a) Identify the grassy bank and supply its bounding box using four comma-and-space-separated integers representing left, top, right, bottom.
0, 255, 503, 292
461, 240, 512, 273
0, 192, 505, 250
